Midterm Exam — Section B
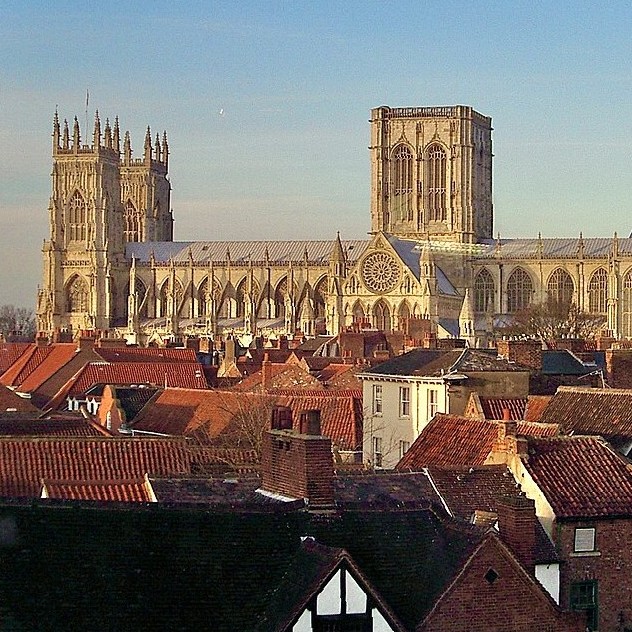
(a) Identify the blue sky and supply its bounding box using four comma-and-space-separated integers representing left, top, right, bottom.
2, 1, 632, 307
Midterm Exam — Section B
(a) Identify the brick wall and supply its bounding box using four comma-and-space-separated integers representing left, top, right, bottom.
605, 349, 632, 388
557, 518, 632, 632
260, 429, 334, 507
496, 339, 543, 370
421, 535, 582, 631
496, 495, 536, 572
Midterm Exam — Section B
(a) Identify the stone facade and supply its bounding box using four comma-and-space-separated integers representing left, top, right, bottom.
37, 106, 632, 345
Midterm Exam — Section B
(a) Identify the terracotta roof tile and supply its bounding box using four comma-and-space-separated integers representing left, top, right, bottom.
0, 416, 112, 437
524, 395, 553, 422
0, 342, 31, 374
0, 345, 49, 387
0, 436, 191, 498
17, 344, 81, 392
234, 364, 323, 392
396, 415, 559, 470
95, 347, 198, 363
479, 397, 528, 420
131, 388, 362, 451
524, 436, 632, 518
41, 478, 154, 502
539, 387, 632, 441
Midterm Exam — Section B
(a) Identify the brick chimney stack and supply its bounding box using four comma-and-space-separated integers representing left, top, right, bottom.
262, 352, 272, 391
605, 349, 632, 389
496, 339, 542, 371
261, 408, 335, 508
496, 494, 537, 573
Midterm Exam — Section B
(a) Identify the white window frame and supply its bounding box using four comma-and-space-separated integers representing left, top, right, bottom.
399, 440, 410, 459
372, 384, 383, 415
372, 436, 383, 468
399, 386, 410, 417
428, 388, 438, 420
574, 527, 596, 553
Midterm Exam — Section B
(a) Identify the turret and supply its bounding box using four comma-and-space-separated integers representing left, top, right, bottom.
459, 288, 476, 347
72, 117, 80, 151
143, 126, 152, 163
113, 117, 120, 153
123, 131, 131, 164
162, 131, 169, 168
329, 232, 346, 278
52, 110, 60, 151
62, 119, 70, 150
92, 111, 101, 148
104, 119, 112, 149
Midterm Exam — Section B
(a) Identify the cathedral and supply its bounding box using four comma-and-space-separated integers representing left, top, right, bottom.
37, 105, 632, 346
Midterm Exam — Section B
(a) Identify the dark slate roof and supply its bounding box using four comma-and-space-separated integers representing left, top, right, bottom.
363, 348, 528, 378
110, 386, 160, 423
541, 350, 595, 376
0, 499, 484, 631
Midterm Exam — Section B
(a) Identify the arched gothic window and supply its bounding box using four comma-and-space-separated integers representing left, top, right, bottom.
236, 278, 260, 318
352, 301, 366, 327
135, 279, 148, 318
314, 277, 327, 319
506, 268, 533, 313
426, 144, 447, 221
474, 269, 495, 313
68, 191, 87, 242
547, 268, 574, 306
66, 276, 89, 313
397, 301, 411, 334
622, 271, 632, 338
373, 301, 391, 332
158, 279, 183, 318
588, 269, 608, 314
124, 200, 142, 242
391, 144, 413, 221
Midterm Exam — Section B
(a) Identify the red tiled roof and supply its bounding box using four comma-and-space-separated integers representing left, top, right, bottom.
41, 478, 153, 502
539, 387, 632, 440
396, 415, 559, 471
48, 362, 208, 409
479, 397, 528, 420
234, 363, 323, 392
316, 363, 363, 390
131, 388, 362, 451
95, 347, 198, 363
18, 344, 80, 392
0, 385, 40, 413
524, 436, 632, 518
0, 416, 112, 437
0, 342, 31, 374
0, 345, 49, 386
524, 395, 553, 422
0, 436, 191, 498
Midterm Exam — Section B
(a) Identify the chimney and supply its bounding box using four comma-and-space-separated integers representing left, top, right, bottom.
225, 337, 236, 364
496, 339, 542, 371
487, 419, 528, 465
261, 408, 334, 508
496, 495, 537, 573
605, 349, 632, 389
271, 406, 293, 430
262, 352, 272, 391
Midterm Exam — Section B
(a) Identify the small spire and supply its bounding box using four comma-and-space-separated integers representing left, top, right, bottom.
577, 232, 585, 259
104, 118, 112, 149
62, 118, 70, 150
264, 245, 270, 262
113, 116, 120, 153
124, 130, 132, 164
72, 116, 80, 150
162, 131, 169, 168
143, 126, 152, 162
92, 110, 101, 147
53, 110, 60, 150
155, 132, 161, 162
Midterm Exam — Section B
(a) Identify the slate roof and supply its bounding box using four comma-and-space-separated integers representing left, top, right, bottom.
108, 386, 160, 423
476, 236, 632, 259
126, 239, 368, 265
524, 436, 632, 518
0, 384, 40, 413
541, 349, 596, 376
0, 437, 191, 498
362, 348, 527, 378
41, 478, 154, 502
0, 499, 485, 631
538, 387, 632, 444
396, 415, 560, 470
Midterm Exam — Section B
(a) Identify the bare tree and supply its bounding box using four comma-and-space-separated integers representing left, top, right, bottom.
497, 299, 606, 345
0, 305, 36, 341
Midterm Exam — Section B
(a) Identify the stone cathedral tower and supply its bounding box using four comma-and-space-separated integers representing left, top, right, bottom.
370, 105, 493, 244
37, 111, 172, 334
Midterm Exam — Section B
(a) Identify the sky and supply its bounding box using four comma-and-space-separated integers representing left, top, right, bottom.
3, 1, 632, 308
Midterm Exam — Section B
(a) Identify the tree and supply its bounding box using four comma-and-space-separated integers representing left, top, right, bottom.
0, 305, 36, 341
497, 299, 606, 345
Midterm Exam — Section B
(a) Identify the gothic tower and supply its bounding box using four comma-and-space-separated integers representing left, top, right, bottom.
370, 105, 493, 244
37, 111, 172, 335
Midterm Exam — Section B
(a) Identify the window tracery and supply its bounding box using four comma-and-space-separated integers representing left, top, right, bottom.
474, 269, 495, 313
426, 143, 447, 221
588, 268, 608, 314
68, 191, 87, 242
547, 268, 574, 306
506, 268, 533, 313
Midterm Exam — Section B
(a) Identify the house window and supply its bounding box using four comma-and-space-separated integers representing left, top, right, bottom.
313, 613, 373, 632
399, 440, 410, 459
372, 436, 383, 468
570, 580, 598, 631
372, 385, 383, 415
428, 389, 438, 420
399, 387, 410, 417
574, 527, 596, 553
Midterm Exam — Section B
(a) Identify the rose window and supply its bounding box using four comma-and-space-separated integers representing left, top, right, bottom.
361, 251, 401, 294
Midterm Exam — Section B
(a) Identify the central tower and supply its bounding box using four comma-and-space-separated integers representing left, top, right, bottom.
370, 105, 493, 244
